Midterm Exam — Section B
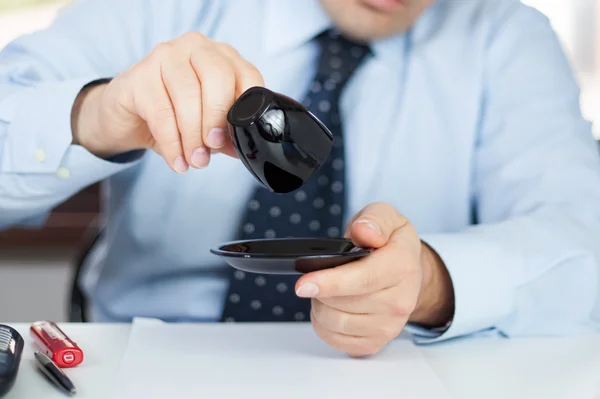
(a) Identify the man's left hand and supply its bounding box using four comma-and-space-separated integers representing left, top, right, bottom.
295, 202, 455, 357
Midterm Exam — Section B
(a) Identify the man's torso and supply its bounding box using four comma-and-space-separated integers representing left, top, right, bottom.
81, 0, 521, 322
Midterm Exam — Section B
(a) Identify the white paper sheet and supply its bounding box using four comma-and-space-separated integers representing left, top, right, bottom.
112, 318, 451, 399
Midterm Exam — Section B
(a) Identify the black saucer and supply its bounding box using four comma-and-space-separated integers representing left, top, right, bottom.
210, 238, 372, 274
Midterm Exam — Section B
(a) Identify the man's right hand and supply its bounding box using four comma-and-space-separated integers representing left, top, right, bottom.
71, 31, 264, 173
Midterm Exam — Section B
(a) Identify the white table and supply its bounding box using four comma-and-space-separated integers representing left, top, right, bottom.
2, 323, 600, 399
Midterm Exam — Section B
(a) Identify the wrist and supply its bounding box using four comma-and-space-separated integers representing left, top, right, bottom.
409, 240, 455, 328
71, 79, 115, 158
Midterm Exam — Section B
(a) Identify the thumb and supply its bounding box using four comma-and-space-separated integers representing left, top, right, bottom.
344, 202, 408, 249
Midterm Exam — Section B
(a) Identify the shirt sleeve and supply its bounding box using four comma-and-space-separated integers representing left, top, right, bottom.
409, 4, 600, 343
0, 0, 154, 228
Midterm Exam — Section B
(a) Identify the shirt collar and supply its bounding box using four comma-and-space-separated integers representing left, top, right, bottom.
263, 0, 409, 68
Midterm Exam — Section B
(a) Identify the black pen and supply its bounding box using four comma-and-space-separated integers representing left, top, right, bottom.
34, 351, 77, 395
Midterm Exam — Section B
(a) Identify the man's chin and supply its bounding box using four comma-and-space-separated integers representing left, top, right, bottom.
359, 0, 407, 14
334, 14, 411, 41
320, 0, 424, 41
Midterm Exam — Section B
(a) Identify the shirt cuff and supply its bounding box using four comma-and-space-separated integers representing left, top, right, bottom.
1, 78, 144, 186
2, 77, 98, 173
406, 231, 516, 344
404, 324, 446, 339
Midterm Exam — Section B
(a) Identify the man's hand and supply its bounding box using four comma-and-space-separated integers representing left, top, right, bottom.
71, 31, 264, 172
295, 202, 455, 357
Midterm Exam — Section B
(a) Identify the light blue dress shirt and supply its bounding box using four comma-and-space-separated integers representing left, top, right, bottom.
1, 0, 600, 344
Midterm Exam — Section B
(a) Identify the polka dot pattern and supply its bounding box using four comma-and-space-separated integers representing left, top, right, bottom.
269, 206, 281, 217
319, 100, 331, 113
272, 306, 284, 316
276, 283, 288, 293
330, 57, 343, 69
234, 271, 245, 280
313, 197, 325, 209
330, 204, 342, 216
318, 176, 329, 186
329, 42, 341, 54
324, 79, 337, 92
243, 223, 255, 235
311, 81, 322, 93
294, 190, 307, 202
330, 71, 342, 83
331, 181, 343, 193
332, 158, 344, 171
290, 213, 302, 224
294, 312, 306, 321
248, 200, 260, 211
309, 220, 321, 231
220, 30, 370, 323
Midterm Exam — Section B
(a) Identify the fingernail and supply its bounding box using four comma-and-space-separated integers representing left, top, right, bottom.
354, 219, 382, 235
296, 283, 319, 298
191, 147, 210, 168
207, 128, 227, 148
173, 156, 188, 174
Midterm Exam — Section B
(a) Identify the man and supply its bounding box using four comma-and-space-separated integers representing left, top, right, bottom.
1, 0, 599, 357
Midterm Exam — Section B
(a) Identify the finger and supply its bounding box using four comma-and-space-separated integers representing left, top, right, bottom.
296, 242, 412, 298
213, 43, 264, 159
135, 48, 187, 173
161, 51, 210, 168
216, 42, 265, 96
311, 299, 404, 341
316, 285, 415, 318
311, 308, 384, 357
151, 141, 161, 155
190, 46, 236, 151
210, 142, 238, 158
346, 202, 417, 250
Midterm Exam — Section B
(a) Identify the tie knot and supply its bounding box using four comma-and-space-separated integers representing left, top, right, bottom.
314, 29, 371, 90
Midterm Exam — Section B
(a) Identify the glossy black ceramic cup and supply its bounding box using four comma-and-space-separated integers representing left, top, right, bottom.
227, 87, 334, 193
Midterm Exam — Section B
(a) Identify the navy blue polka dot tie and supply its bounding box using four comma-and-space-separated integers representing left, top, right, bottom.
221, 30, 370, 322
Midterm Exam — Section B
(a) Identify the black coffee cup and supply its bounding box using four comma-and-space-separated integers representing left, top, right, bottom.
227, 87, 334, 193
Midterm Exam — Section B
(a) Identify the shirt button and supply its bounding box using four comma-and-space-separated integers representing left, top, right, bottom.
57, 167, 71, 179
34, 148, 46, 163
